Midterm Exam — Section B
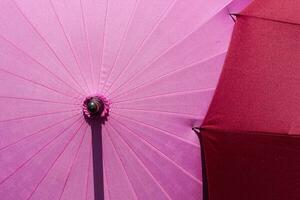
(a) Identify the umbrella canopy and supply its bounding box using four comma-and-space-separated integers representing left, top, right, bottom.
0, 0, 250, 199
200, 0, 300, 200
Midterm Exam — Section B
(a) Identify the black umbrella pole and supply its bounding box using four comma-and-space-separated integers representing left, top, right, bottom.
90, 121, 104, 200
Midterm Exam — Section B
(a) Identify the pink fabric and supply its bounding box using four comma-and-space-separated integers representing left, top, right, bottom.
0, 0, 250, 199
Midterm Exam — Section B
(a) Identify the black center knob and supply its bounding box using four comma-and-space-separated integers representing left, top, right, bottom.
87, 98, 104, 116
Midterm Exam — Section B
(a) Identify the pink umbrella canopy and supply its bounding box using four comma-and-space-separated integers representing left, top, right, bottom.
0, 0, 250, 199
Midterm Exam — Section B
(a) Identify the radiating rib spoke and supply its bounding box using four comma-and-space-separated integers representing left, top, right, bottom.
106, 122, 172, 200
100, 0, 140, 91
0, 68, 80, 101
0, 35, 84, 97
112, 88, 214, 104
112, 107, 200, 119
58, 126, 89, 200
104, 127, 138, 199
0, 116, 83, 186
48, 0, 90, 94
0, 113, 81, 152
0, 109, 80, 123
79, 0, 95, 89
11, 0, 88, 95
110, 111, 200, 147
104, 126, 148, 200
109, 52, 226, 99
84, 145, 93, 200
105, 2, 228, 95
103, 155, 112, 200
26, 122, 87, 200
111, 90, 213, 123
110, 116, 202, 184
0, 96, 81, 106
96, 0, 109, 91
102, 0, 177, 93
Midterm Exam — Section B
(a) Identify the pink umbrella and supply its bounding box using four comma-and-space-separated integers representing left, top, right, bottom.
0, 0, 250, 199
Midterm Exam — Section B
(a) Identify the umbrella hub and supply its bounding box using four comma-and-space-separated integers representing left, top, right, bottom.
82, 95, 110, 121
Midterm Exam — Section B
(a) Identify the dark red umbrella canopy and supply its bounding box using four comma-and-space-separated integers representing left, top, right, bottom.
200, 0, 300, 199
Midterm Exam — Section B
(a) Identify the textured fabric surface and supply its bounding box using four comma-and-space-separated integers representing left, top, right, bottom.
200, 130, 300, 200
201, 0, 300, 199
0, 0, 254, 199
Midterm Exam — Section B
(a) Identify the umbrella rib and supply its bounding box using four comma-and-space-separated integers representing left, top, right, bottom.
0, 68, 80, 101
79, 0, 95, 89
11, 0, 88, 95
0, 36, 84, 97
96, 0, 109, 92
236, 14, 300, 27
58, 126, 89, 200
0, 113, 81, 152
100, 0, 140, 91
48, 0, 91, 94
110, 111, 200, 147
0, 109, 80, 123
106, 2, 224, 95
107, 123, 172, 200
102, 156, 112, 200
26, 122, 87, 200
200, 126, 294, 138
0, 116, 83, 186
227, 7, 236, 23
112, 88, 215, 104
84, 144, 93, 200
104, 126, 143, 200
107, 36, 226, 97
112, 108, 200, 119
102, 0, 177, 93
0, 96, 81, 106
109, 51, 226, 99
110, 117, 202, 184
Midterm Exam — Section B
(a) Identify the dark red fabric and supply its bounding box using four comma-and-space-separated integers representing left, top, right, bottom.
242, 0, 300, 25
200, 130, 300, 200
200, 0, 300, 199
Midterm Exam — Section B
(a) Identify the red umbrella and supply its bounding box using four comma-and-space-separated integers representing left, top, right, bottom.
200, 0, 300, 200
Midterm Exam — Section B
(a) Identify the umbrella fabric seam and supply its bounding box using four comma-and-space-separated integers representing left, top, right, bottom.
234, 14, 300, 27
200, 127, 300, 138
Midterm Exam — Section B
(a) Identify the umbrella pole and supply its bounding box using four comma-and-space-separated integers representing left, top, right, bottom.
91, 121, 104, 200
